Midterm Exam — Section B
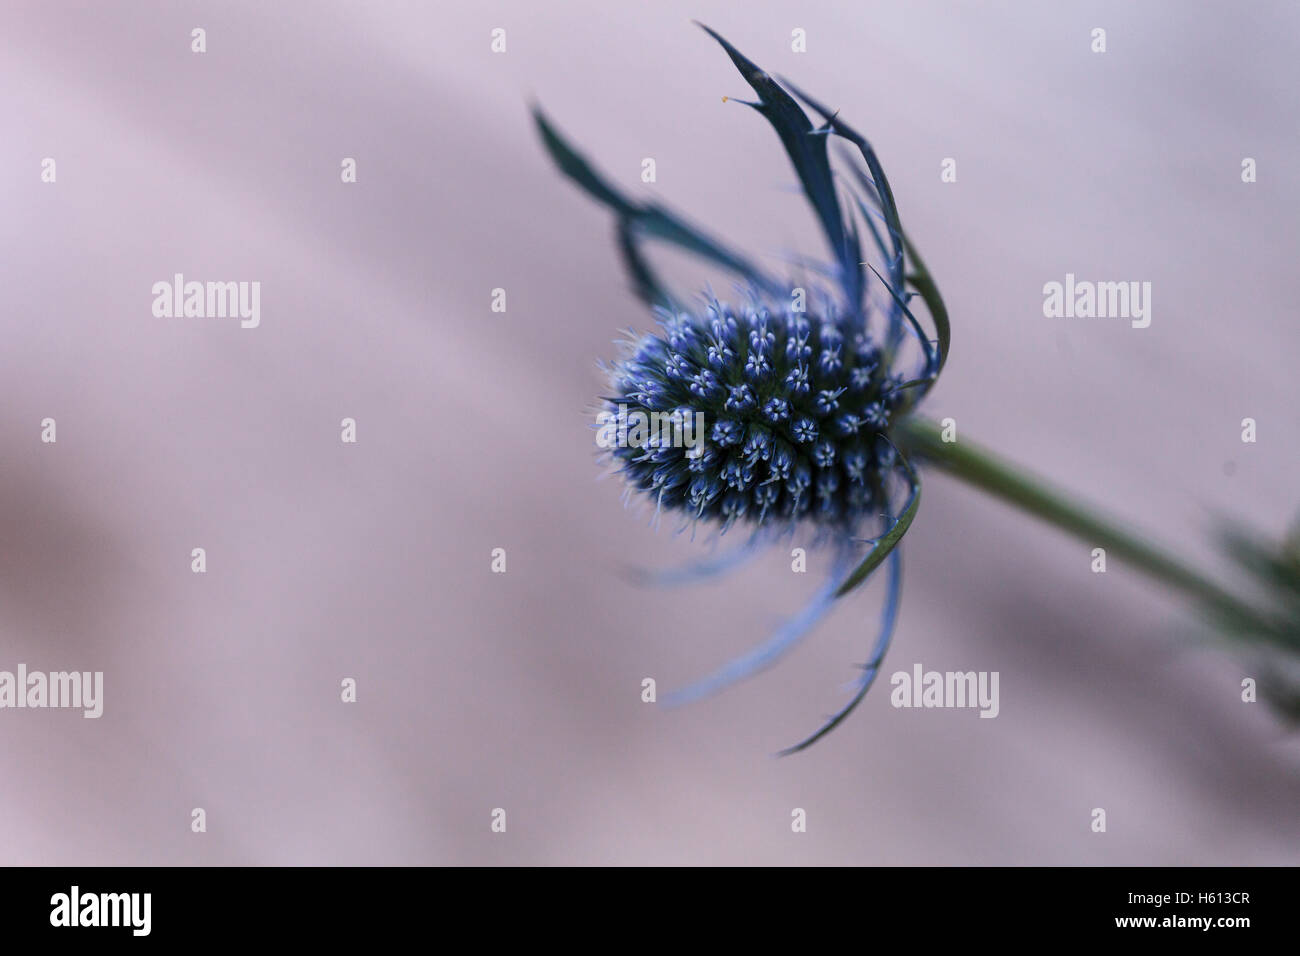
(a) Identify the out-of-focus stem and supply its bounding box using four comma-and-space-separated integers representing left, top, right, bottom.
894, 416, 1268, 629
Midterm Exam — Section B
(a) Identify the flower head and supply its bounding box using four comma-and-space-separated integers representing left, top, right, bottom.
536, 25, 949, 751
604, 297, 903, 534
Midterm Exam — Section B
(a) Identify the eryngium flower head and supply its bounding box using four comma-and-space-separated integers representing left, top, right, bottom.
603, 298, 905, 533
536, 24, 949, 752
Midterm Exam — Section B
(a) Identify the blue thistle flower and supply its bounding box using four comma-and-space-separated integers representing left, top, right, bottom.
603, 299, 904, 533
536, 25, 950, 752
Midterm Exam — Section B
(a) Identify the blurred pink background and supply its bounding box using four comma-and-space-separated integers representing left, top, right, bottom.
2, 0, 1298, 864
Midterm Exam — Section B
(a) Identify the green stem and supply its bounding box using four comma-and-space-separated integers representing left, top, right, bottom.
894, 416, 1265, 628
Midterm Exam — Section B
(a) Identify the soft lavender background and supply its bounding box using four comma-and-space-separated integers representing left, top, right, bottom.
2, 1, 1298, 865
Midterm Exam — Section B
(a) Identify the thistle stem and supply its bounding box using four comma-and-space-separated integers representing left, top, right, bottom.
894, 416, 1265, 628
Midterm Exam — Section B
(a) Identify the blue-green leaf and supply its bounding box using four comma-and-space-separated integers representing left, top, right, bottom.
533, 106, 780, 306
696, 24, 863, 313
